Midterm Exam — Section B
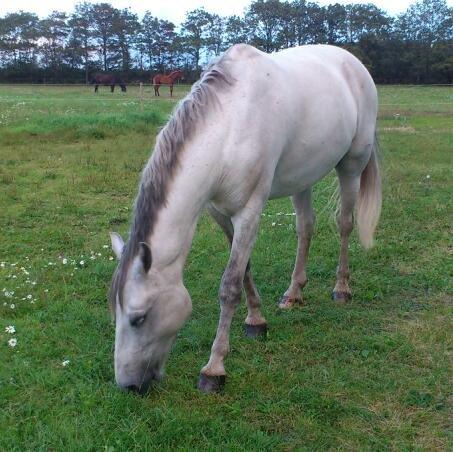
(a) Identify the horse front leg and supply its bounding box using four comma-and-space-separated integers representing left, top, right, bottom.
198, 199, 265, 393
170, 84, 173, 97
94, 85, 98, 93
111, 84, 114, 93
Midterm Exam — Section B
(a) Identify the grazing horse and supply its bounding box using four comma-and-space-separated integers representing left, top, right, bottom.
152, 70, 183, 97
109, 44, 381, 394
91, 73, 127, 93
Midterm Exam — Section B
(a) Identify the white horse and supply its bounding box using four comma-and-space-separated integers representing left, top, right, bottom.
109, 44, 381, 394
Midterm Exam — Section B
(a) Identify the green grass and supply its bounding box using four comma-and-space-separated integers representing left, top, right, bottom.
0, 84, 452, 450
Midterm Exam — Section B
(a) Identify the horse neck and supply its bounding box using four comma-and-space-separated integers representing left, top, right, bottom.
170, 71, 180, 81
146, 138, 217, 279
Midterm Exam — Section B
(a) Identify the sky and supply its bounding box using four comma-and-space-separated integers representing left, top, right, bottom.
1, 0, 451, 24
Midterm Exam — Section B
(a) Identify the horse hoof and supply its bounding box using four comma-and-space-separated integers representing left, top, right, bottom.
197, 373, 226, 393
244, 323, 268, 338
332, 291, 351, 303
278, 296, 303, 309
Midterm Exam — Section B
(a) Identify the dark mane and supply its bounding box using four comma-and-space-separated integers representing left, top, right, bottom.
109, 55, 234, 312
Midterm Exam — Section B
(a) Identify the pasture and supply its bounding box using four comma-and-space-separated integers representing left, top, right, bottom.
0, 84, 451, 450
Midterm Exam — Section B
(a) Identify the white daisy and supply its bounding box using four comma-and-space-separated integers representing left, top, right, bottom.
5, 325, 15, 334
8, 338, 17, 347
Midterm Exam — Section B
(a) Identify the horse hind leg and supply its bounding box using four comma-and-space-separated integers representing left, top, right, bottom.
333, 151, 370, 302
207, 205, 267, 338
278, 189, 315, 309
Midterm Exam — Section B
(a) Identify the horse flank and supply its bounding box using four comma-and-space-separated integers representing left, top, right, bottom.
109, 57, 234, 311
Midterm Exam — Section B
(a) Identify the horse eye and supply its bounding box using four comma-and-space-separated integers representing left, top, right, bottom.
130, 314, 146, 327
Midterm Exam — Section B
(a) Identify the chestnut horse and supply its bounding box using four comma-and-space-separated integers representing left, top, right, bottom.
152, 70, 183, 97
91, 73, 127, 93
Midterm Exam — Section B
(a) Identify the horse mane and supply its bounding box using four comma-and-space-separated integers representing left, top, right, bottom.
109, 55, 234, 312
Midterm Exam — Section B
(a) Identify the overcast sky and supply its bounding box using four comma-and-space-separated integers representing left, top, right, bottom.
1, 0, 451, 24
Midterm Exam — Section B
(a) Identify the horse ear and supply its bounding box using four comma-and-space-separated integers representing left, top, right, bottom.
139, 242, 152, 273
110, 232, 124, 260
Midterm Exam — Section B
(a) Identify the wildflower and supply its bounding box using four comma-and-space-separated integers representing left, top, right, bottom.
62, 258, 68, 265
426, 174, 431, 179
10, 304, 15, 309
62, 359, 70, 367
79, 260, 85, 266
44, 289, 49, 293
103, 245, 109, 249
27, 294, 32, 299
109, 256, 114, 261
8, 338, 17, 347
90, 255, 95, 260
272, 222, 276, 227
5, 325, 15, 334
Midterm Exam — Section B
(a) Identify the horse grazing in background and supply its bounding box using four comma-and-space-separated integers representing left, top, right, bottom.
152, 70, 184, 97
109, 44, 381, 395
91, 73, 127, 93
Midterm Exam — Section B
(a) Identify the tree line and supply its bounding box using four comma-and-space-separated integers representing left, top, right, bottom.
0, 0, 451, 84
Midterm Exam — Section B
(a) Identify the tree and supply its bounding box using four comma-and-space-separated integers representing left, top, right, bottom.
205, 14, 226, 56
325, 3, 347, 44
396, 0, 452, 82
111, 8, 139, 72
246, 0, 283, 52
0, 12, 40, 65
39, 11, 69, 70
224, 15, 250, 48
139, 13, 177, 72
181, 8, 211, 71
88, 3, 118, 72
68, 3, 94, 83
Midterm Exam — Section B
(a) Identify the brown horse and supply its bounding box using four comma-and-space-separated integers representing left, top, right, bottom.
91, 73, 127, 93
152, 70, 184, 97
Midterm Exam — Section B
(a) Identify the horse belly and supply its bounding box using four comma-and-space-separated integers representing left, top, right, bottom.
269, 100, 356, 199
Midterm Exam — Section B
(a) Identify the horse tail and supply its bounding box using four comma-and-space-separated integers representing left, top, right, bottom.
356, 133, 382, 249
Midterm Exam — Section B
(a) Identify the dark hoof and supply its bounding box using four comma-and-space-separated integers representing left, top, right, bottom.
245, 323, 268, 338
197, 373, 226, 393
332, 291, 351, 303
278, 296, 303, 309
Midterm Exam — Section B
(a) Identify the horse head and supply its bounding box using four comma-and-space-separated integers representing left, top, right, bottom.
109, 233, 192, 394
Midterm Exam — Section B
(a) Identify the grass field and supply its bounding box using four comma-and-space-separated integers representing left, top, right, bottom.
0, 84, 451, 450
